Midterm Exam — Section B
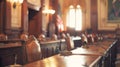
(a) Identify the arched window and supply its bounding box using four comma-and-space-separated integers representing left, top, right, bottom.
66, 5, 82, 31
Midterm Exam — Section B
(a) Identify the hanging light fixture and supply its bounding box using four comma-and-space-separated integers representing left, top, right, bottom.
42, 9, 55, 14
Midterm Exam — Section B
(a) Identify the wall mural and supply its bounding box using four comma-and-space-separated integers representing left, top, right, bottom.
108, 0, 120, 22
98, 0, 119, 30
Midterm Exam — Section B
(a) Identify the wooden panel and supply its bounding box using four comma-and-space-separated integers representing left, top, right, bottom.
90, 0, 98, 32
0, 40, 26, 67
40, 39, 66, 58
22, 0, 29, 32
40, 40, 60, 58
28, 9, 42, 37
0, 0, 6, 33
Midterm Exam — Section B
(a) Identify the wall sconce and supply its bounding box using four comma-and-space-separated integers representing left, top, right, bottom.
42, 9, 55, 15
10, 0, 23, 9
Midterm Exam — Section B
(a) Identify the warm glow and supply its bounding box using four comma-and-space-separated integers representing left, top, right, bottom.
13, 0, 18, 2
18, 0, 23, 3
9, 0, 23, 9
66, 5, 82, 31
75, 5, 82, 30
64, 55, 87, 67
69, 6, 75, 28
10, 0, 23, 3
42, 9, 55, 14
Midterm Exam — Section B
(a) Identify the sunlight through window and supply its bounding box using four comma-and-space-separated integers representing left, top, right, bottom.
67, 5, 82, 31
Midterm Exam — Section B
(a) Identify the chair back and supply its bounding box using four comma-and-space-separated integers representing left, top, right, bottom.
81, 34, 88, 44
87, 34, 94, 43
38, 34, 46, 41
0, 33, 7, 40
25, 35, 42, 63
61, 33, 66, 39
51, 34, 57, 40
20, 33, 28, 41
65, 36, 74, 51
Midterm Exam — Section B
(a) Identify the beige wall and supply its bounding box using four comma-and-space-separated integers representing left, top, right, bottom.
59, 0, 91, 31
6, 0, 22, 28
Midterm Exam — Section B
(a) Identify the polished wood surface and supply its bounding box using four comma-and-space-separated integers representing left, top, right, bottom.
72, 40, 115, 56
23, 39, 117, 67
23, 54, 99, 67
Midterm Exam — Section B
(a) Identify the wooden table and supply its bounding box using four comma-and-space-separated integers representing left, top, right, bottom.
23, 39, 117, 67
72, 40, 115, 55
23, 54, 100, 67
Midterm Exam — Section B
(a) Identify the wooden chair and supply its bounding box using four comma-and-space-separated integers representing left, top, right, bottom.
25, 35, 42, 63
92, 34, 99, 42
20, 33, 28, 41
61, 33, 66, 39
38, 34, 46, 41
81, 34, 88, 45
65, 36, 74, 51
87, 34, 94, 44
51, 34, 57, 40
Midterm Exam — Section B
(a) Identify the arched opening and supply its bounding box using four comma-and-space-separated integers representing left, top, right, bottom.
66, 5, 82, 31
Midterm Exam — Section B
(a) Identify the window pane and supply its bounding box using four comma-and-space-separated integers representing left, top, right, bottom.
66, 12, 70, 27
75, 5, 82, 31
66, 5, 82, 31
69, 8, 75, 28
